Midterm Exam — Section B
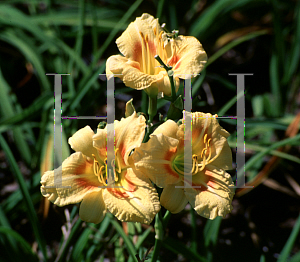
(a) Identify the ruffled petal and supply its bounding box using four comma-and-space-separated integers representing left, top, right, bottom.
184, 165, 234, 219
160, 181, 188, 213
106, 54, 165, 96
165, 36, 207, 79
103, 169, 160, 224
133, 133, 181, 187
40, 152, 102, 206
79, 190, 107, 224
152, 119, 179, 139
68, 126, 98, 159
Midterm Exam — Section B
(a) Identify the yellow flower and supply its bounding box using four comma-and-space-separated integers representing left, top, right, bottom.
40, 112, 160, 224
106, 13, 207, 97
133, 112, 234, 219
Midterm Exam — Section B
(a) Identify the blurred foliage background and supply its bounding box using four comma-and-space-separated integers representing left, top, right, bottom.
0, 0, 299, 261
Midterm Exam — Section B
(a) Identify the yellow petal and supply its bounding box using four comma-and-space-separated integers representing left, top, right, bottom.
92, 128, 107, 165
184, 165, 234, 219
40, 152, 102, 206
79, 190, 106, 224
114, 112, 146, 166
106, 54, 164, 96
209, 141, 233, 170
160, 181, 188, 213
165, 36, 207, 78
115, 13, 164, 69
68, 126, 98, 159
103, 169, 160, 224
133, 133, 181, 187
152, 119, 179, 139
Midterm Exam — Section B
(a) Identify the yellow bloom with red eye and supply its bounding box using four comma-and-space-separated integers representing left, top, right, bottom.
106, 13, 207, 97
40, 112, 160, 224
132, 112, 234, 219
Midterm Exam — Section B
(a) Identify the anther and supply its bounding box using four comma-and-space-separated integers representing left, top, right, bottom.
203, 134, 207, 144
159, 31, 163, 40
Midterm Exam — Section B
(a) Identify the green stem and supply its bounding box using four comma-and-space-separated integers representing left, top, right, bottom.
154, 55, 170, 71
142, 95, 157, 143
151, 212, 164, 262
190, 207, 197, 252
168, 72, 177, 102
154, 55, 177, 102
151, 210, 172, 261
148, 95, 157, 124
163, 210, 172, 227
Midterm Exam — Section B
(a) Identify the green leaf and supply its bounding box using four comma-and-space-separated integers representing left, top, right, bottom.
162, 237, 208, 262
289, 250, 300, 262
0, 226, 38, 261
206, 30, 268, 67
109, 215, 138, 262
0, 30, 50, 91
278, 214, 300, 262
0, 134, 47, 260
71, 225, 94, 261
204, 216, 222, 247
190, 0, 266, 38
0, 70, 32, 165
239, 134, 300, 178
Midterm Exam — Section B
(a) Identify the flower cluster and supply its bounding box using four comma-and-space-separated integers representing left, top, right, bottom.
41, 13, 234, 224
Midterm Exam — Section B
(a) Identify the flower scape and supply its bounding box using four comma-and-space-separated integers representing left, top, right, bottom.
41, 13, 234, 225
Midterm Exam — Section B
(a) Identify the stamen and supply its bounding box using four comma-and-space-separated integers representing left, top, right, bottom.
159, 31, 163, 39
99, 166, 107, 186
204, 134, 207, 144
199, 135, 212, 171
192, 154, 199, 174
99, 166, 107, 185
199, 154, 206, 171
153, 27, 156, 35
139, 31, 147, 73
200, 147, 206, 158
207, 138, 212, 162
92, 154, 100, 176
145, 34, 152, 75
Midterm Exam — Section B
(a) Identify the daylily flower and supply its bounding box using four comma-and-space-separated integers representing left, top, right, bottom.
132, 112, 234, 219
40, 112, 160, 224
106, 13, 207, 97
